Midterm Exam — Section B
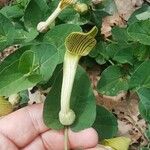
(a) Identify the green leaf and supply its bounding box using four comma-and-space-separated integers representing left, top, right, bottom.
0, 60, 42, 96
15, 0, 30, 8
0, 43, 59, 96
145, 124, 150, 140
97, 66, 129, 96
137, 88, 150, 122
133, 44, 150, 61
93, 105, 118, 139
112, 27, 131, 42
95, 55, 106, 65
136, 7, 150, 21
24, 0, 49, 29
31, 43, 59, 81
127, 19, 150, 46
129, 60, 150, 90
18, 51, 35, 74
43, 24, 82, 63
0, 5, 24, 19
19, 90, 29, 105
90, 10, 108, 27
113, 46, 134, 65
14, 28, 39, 43
106, 43, 134, 64
90, 42, 109, 60
43, 66, 96, 131
128, 4, 150, 24
59, 8, 88, 25
100, 0, 117, 15
0, 13, 15, 51
0, 45, 32, 71
140, 148, 150, 150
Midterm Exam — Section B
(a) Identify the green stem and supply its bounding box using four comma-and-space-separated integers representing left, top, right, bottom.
108, 60, 115, 66
64, 127, 69, 150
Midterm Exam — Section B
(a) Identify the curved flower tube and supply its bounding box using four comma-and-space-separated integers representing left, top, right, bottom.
37, 0, 77, 33
59, 26, 98, 125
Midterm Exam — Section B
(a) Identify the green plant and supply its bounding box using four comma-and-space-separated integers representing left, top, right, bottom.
0, 0, 150, 149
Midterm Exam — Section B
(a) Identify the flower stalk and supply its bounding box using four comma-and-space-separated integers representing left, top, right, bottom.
37, 0, 77, 33
59, 26, 98, 125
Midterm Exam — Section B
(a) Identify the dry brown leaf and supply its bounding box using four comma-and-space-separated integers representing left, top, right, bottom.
101, 0, 144, 38
28, 88, 46, 105
114, 0, 143, 20
101, 13, 126, 38
0, 45, 19, 62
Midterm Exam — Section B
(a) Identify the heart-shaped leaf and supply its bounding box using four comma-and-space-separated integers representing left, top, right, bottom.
0, 43, 59, 96
138, 88, 150, 122
128, 19, 150, 46
43, 66, 96, 131
0, 13, 15, 51
93, 105, 118, 139
129, 60, 150, 90
97, 66, 129, 96
24, 0, 49, 29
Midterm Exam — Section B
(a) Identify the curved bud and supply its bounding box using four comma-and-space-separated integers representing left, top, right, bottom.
65, 26, 98, 56
37, 0, 77, 33
74, 3, 88, 13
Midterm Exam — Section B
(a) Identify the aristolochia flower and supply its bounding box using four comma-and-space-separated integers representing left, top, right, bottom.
59, 26, 98, 125
37, 0, 77, 33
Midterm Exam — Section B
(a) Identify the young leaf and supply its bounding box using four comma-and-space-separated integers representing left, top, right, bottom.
137, 88, 150, 122
0, 13, 15, 51
43, 24, 82, 63
97, 66, 129, 96
93, 105, 118, 139
127, 19, 150, 46
43, 66, 96, 131
129, 60, 150, 90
